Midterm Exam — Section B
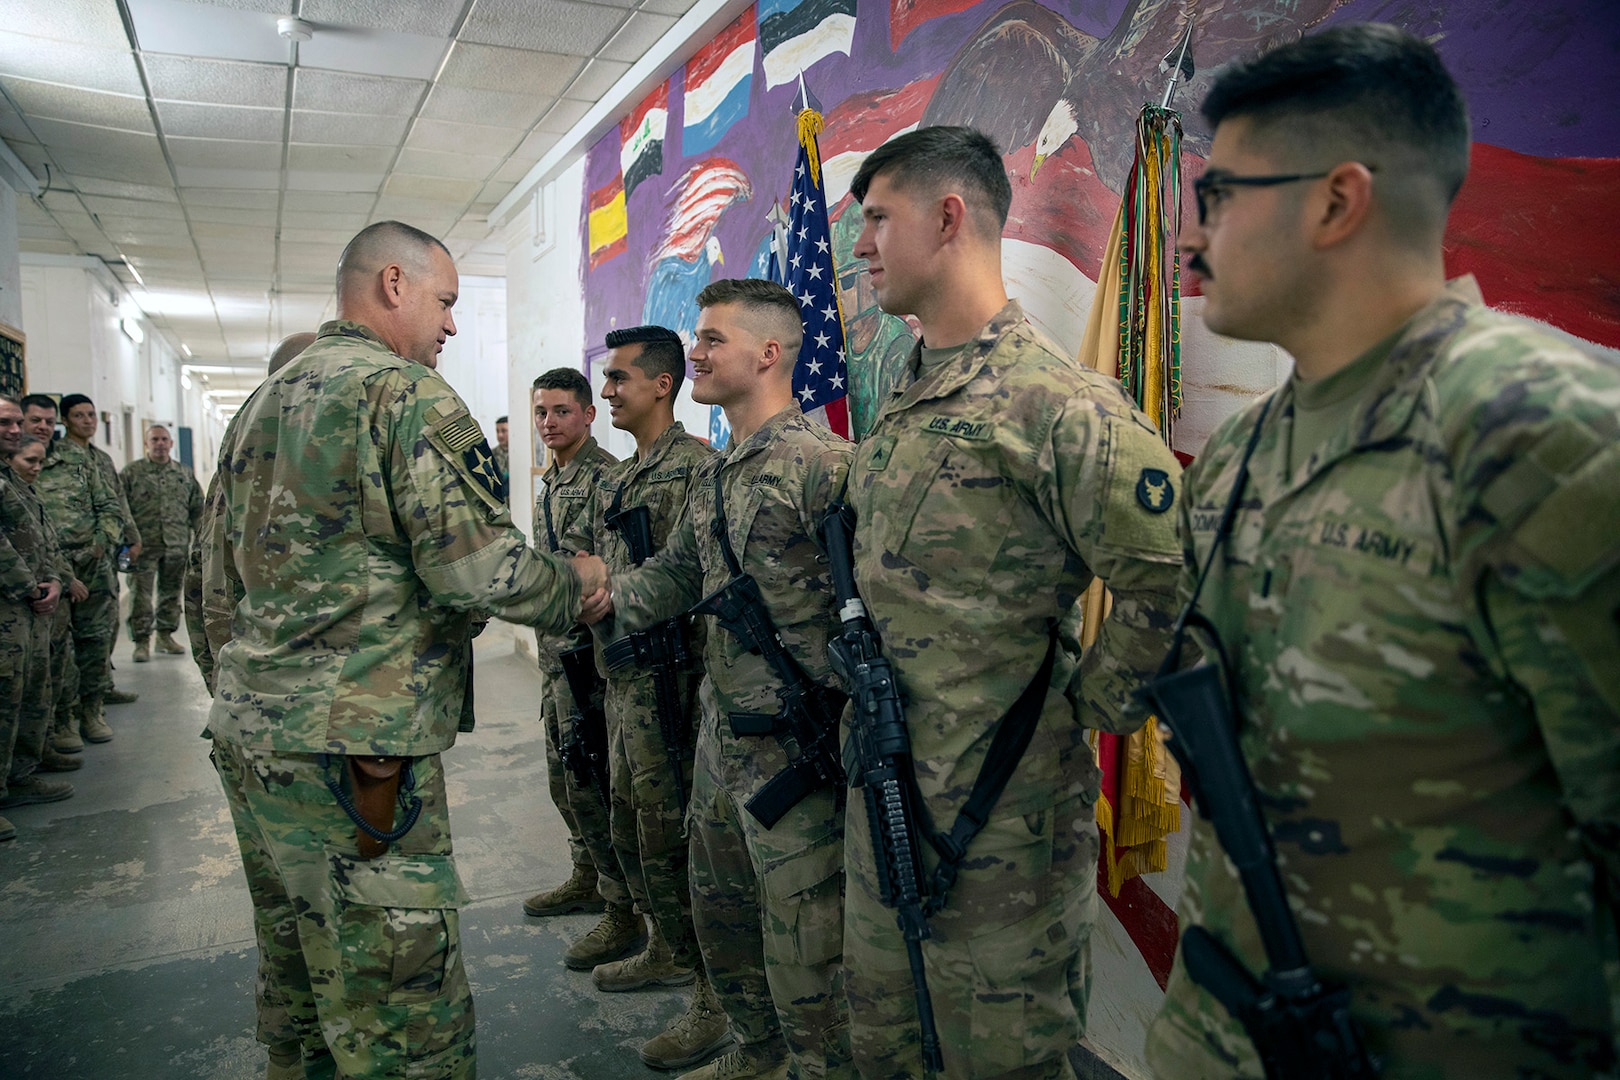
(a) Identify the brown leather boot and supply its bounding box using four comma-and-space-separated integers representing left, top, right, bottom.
639, 971, 733, 1070
132, 638, 151, 663
564, 902, 647, 972
594, 919, 696, 992
39, 747, 83, 772
79, 697, 114, 743
523, 863, 605, 917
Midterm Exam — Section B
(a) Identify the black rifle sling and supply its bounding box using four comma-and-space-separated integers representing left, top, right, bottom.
924, 629, 1059, 913
541, 478, 560, 552
711, 465, 744, 578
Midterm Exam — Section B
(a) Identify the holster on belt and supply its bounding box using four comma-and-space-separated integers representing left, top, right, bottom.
348, 755, 406, 859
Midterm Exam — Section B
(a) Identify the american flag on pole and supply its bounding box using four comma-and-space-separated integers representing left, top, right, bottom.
784, 107, 850, 438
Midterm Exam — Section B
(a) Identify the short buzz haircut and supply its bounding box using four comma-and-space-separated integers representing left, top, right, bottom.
532, 367, 593, 410
851, 126, 1012, 236
495, 415, 508, 424
146, 423, 170, 436
59, 393, 93, 417
1203, 23, 1470, 232
604, 325, 685, 394
19, 393, 55, 415
336, 220, 451, 294
696, 278, 804, 355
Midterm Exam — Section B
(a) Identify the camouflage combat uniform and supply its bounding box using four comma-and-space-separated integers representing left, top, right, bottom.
183, 470, 223, 693
37, 439, 124, 735
204, 320, 586, 1080
1145, 278, 1620, 1079
533, 435, 625, 905
121, 455, 203, 640
0, 467, 68, 797
84, 440, 139, 668
492, 442, 510, 498
569, 421, 711, 975
613, 404, 854, 1076
845, 301, 1183, 1079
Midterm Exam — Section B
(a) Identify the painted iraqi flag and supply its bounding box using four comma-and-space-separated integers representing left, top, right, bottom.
587, 174, 627, 269
758, 0, 856, 89
620, 82, 669, 198
684, 7, 755, 157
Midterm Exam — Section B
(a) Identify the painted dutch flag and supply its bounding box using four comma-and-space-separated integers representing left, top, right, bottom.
758, 0, 857, 90
683, 7, 755, 158
620, 82, 669, 198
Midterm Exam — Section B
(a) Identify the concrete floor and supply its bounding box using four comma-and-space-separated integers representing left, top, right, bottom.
0, 623, 697, 1080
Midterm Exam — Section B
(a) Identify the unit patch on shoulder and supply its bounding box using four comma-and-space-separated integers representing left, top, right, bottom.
1136, 467, 1174, 513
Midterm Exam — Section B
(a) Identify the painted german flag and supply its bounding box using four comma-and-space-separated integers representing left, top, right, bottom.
588, 175, 628, 269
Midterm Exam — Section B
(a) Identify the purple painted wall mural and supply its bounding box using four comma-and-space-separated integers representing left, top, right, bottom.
574, 0, 1619, 1055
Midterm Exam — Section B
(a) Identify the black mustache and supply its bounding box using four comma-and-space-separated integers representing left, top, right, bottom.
1186, 254, 1212, 279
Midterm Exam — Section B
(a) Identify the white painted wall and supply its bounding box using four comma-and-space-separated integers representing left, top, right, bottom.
0, 183, 20, 333
433, 273, 510, 454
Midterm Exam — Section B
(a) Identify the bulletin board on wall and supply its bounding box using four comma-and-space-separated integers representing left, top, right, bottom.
0, 322, 24, 398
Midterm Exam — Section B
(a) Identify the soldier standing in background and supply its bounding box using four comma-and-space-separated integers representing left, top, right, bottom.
521, 367, 629, 939
567, 326, 729, 1072
590, 278, 855, 1080
203, 221, 605, 1080
492, 414, 510, 497
0, 403, 74, 840
841, 126, 1184, 1078
122, 424, 203, 663
59, 392, 141, 706
183, 331, 316, 695
23, 394, 124, 752
1147, 25, 1620, 1078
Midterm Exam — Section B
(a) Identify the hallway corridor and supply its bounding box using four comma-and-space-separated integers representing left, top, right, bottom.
0, 625, 692, 1079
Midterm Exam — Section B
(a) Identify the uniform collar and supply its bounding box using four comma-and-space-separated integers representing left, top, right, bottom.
885, 299, 1025, 418
623, 420, 688, 481
544, 435, 601, 485
723, 403, 803, 466
315, 320, 391, 350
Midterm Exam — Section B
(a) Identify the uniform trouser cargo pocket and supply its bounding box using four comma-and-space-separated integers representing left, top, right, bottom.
762, 833, 845, 968
329, 850, 466, 1006
965, 887, 1089, 1077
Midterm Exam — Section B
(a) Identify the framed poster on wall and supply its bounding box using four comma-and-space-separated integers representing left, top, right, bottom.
0, 322, 24, 398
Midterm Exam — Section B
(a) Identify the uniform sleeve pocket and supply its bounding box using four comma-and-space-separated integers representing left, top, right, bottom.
329, 850, 468, 1005
762, 833, 845, 967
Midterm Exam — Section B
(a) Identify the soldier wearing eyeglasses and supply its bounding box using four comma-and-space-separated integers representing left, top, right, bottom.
1149, 24, 1620, 1079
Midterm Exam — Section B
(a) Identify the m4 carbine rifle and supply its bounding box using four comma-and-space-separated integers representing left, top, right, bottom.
558, 643, 611, 808
819, 501, 944, 1075
689, 571, 846, 828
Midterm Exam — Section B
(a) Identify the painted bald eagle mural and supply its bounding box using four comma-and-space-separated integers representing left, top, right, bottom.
641, 158, 753, 343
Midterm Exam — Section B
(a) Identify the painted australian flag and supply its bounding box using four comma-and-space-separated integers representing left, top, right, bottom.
784, 109, 849, 438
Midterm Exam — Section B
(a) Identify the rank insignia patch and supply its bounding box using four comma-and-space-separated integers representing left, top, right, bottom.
1136, 468, 1174, 513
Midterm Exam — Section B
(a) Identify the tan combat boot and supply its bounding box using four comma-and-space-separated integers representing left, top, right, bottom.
675, 1036, 791, 1080
39, 747, 83, 772
639, 971, 733, 1070
593, 919, 695, 992
523, 864, 605, 917
0, 775, 75, 807
155, 631, 184, 655
104, 686, 139, 704
564, 902, 647, 971
132, 638, 151, 663
79, 697, 114, 744
52, 711, 83, 754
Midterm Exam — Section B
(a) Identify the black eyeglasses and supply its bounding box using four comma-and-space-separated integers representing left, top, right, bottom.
1193, 171, 1330, 224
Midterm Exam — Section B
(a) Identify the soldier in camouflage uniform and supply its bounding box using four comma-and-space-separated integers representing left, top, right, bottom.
60, 393, 141, 706
492, 415, 510, 498
0, 407, 75, 839
203, 222, 606, 1080
122, 423, 203, 662
595, 279, 855, 1080
521, 367, 630, 936
184, 332, 316, 695
24, 395, 125, 750
1146, 26, 1620, 1079
843, 127, 1184, 1078
567, 325, 731, 1071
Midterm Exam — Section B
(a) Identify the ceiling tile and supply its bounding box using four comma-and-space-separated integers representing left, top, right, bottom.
173, 165, 282, 188
371, 195, 451, 219
112, 241, 196, 260
145, 55, 288, 108
461, 0, 626, 55
157, 101, 284, 141
282, 190, 373, 212
39, 189, 86, 214
563, 57, 632, 102
290, 110, 409, 146
180, 187, 279, 209
639, 0, 700, 13
297, 30, 448, 82
493, 152, 544, 183
167, 136, 284, 171
67, 177, 179, 202
382, 174, 483, 202
0, 79, 153, 133
438, 42, 584, 97
394, 147, 500, 180
0, 34, 144, 96
0, 110, 35, 143
597, 11, 678, 63
82, 194, 186, 220
127, 0, 289, 64
19, 239, 82, 255
6, 0, 131, 47
477, 179, 516, 205
278, 226, 353, 244
193, 221, 277, 243
288, 143, 395, 173
292, 69, 424, 115
284, 169, 385, 192
300, 0, 462, 37
405, 118, 526, 159
537, 98, 592, 135
419, 85, 541, 129
279, 211, 369, 233
185, 204, 279, 225
19, 222, 72, 242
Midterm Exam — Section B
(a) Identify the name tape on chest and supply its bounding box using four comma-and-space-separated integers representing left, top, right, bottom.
924, 416, 992, 441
